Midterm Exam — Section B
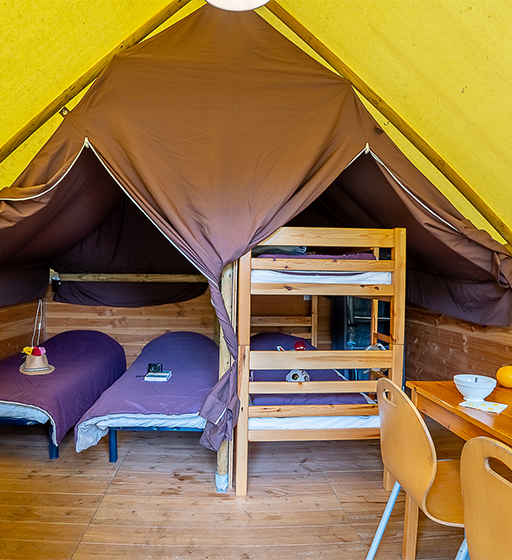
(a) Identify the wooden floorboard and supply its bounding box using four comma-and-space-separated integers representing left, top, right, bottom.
0, 420, 465, 560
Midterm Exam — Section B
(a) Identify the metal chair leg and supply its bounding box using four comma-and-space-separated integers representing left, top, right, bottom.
365, 481, 401, 560
455, 537, 469, 560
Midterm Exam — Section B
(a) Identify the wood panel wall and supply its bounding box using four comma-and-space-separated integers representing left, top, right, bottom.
405, 306, 512, 382
0, 300, 40, 360
251, 295, 332, 349
45, 292, 216, 366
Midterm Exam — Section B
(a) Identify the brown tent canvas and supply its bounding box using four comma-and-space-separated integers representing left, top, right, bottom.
1, 5, 511, 448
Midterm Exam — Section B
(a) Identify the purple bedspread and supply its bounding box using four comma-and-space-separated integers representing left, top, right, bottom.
0, 330, 126, 444
76, 331, 219, 425
257, 253, 376, 260
249, 332, 368, 406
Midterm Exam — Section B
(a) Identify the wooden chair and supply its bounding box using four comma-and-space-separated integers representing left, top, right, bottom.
460, 436, 512, 560
366, 378, 466, 560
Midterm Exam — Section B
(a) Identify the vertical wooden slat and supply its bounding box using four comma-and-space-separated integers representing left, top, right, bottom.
389, 228, 406, 388
311, 295, 319, 347
235, 252, 252, 496
371, 300, 379, 346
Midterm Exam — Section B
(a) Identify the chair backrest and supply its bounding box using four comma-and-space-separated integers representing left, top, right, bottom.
461, 436, 512, 560
376, 377, 437, 512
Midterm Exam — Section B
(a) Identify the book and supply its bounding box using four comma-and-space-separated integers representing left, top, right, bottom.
144, 370, 172, 382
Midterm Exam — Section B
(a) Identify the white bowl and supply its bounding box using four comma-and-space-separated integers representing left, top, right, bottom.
453, 374, 497, 403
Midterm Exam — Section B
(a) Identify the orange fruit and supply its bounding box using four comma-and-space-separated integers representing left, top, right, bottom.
496, 366, 512, 388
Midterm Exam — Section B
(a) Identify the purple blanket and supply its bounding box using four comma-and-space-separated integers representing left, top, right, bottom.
250, 332, 368, 406
0, 330, 126, 444
257, 253, 376, 260
76, 332, 219, 425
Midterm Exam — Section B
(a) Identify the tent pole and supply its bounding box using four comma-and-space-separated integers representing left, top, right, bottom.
264, 0, 512, 248
0, 0, 194, 166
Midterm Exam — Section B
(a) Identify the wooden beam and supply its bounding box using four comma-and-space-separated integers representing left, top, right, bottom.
264, 0, 512, 247
56, 273, 206, 283
0, 0, 193, 165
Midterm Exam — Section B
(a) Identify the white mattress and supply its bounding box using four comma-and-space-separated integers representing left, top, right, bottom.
75, 412, 207, 452
251, 270, 391, 284
248, 415, 380, 430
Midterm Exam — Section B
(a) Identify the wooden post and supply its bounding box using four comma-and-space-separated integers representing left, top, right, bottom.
215, 262, 237, 492
235, 252, 252, 496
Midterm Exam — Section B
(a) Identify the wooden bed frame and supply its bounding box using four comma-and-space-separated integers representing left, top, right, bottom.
250, 295, 319, 346
235, 227, 406, 495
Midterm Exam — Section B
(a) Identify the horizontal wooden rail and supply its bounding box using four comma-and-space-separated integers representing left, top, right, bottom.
248, 428, 380, 442
250, 316, 312, 327
251, 283, 394, 297
249, 349, 392, 370
249, 380, 378, 394
57, 273, 206, 283
249, 403, 379, 417
259, 227, 397, 247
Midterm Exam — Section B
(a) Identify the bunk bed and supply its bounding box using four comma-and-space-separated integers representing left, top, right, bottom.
75, 331, 219, 462
0, 330, 126, 458
235, 227, 406, 495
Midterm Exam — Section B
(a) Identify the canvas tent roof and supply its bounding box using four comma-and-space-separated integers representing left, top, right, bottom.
2, 1, 512, 244
1, 3, 512, 448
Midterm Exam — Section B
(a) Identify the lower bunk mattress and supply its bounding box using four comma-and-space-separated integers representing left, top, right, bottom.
0, 330, 126, 446
247, 332, 380, 432
75, 331, 219, 452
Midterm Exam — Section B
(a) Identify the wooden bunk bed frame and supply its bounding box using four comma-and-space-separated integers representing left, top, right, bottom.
235, 227, 406, 495
250, 295, 319, 346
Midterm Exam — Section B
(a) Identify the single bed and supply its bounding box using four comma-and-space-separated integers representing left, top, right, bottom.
0, 330, 126, 458
235, 226, 406, 495
75, 331, 219, 461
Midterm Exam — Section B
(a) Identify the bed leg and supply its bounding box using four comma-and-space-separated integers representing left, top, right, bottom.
215, 439, 230, 492
48, 428, 59, 460
109, 428, 118, 463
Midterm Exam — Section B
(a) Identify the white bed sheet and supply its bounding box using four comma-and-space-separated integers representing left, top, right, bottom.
75, 412, 207, 452
248, 415, 380, 430
0, 401, 57, 444
251, 270, 391, 284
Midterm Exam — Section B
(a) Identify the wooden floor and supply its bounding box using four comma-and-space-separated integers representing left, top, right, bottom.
0, 421, 465, 560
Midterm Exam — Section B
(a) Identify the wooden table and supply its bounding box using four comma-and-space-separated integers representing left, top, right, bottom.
402, 380, 512, 559
406, 380, 512, 448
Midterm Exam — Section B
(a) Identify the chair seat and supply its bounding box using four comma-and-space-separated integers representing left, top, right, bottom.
425, 458, 464, 527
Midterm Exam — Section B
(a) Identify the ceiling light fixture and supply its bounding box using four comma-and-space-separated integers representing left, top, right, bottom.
205, 0, 270, 12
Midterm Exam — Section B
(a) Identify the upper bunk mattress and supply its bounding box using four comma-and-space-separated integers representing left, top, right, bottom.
252, 253, 391, 285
